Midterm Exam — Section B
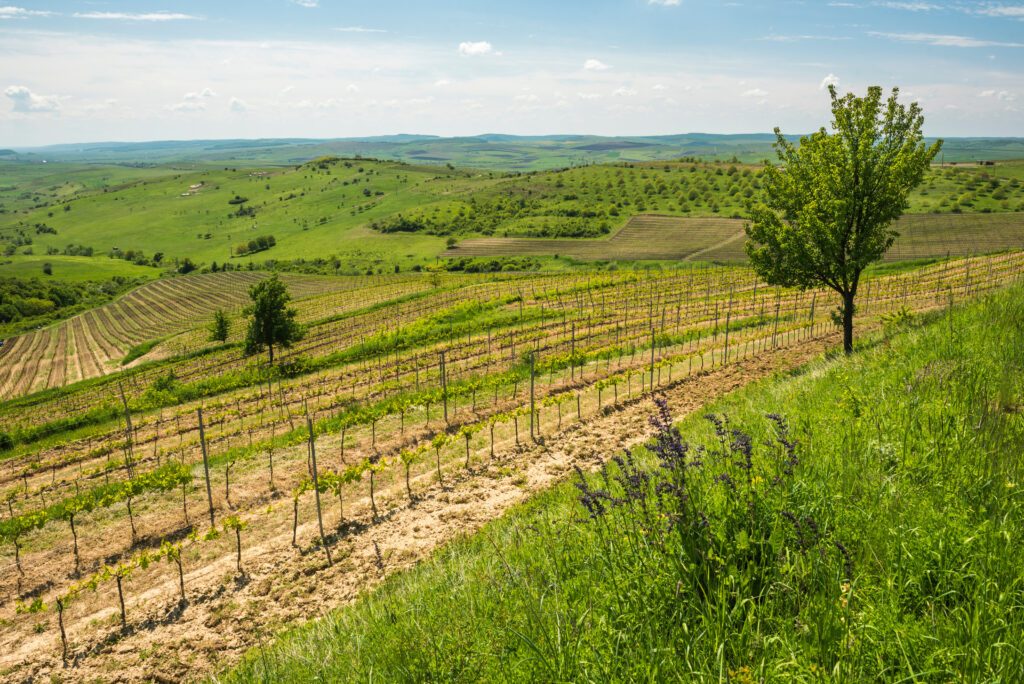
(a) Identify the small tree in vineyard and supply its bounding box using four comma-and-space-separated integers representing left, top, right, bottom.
243, 275, 303, 364
745, 86, 941, 354
209, 309, 230, 343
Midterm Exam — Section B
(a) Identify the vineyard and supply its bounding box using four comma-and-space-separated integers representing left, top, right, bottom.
0, 271, 443, 399
1, 252, 1022, 680
3, 157, 1023, 274
445, 211, 1024, 262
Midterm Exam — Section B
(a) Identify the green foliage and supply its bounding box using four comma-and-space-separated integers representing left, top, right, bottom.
234, 235, 276, 257
243, 274, 303, 363
209, 308, 230, 343
121, 337, 165, 366
746, 86, 942, 352
223, 284, 1024, 683
0, 462, 192, 545
0, 274, 143, 337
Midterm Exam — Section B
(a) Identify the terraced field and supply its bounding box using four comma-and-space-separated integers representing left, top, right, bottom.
2, 254, 1022, 681
447, 212, 1024, 263
0, 272, 361, 397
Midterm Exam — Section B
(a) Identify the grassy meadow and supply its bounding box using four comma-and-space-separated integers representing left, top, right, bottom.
221, 284, 1024, 682
2, 158, 1023, 275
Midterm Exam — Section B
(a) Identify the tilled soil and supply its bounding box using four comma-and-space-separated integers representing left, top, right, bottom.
2, 332, 840, 683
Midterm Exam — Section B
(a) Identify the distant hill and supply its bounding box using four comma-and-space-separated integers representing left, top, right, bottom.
13, 134, 1024, 171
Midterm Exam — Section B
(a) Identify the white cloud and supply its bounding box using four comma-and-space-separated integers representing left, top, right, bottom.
291, 0, 318, 7
820, 73, 840, 89
4, 84, 59, 112
648, 0, 682, 5
576, 92, 601, 99
434, 79, 451, 87
514, 93, 539, 102
74, 11, 200, 21
0, 6, 54, 18
333, 26, 387, 33
170, 101, 206, 112
742, 88, 768, 97
583, 58, 610, 71
346, 83, 360, 93
652, 83, 667, 91
183, 88, 217, 101
229, 97, 248, 112
458, 41, 493, 56
612, 87, 637, 97
979, 89, 1016, 101
876, 2, 941, 10
870, 31, 1024, 47
975, 5, 1024, 18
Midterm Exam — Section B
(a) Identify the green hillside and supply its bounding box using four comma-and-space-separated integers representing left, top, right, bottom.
2, 157, 1022, 275
222, 282, 1024, 683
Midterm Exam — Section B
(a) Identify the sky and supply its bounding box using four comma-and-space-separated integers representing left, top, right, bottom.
1, 0, 1022, 146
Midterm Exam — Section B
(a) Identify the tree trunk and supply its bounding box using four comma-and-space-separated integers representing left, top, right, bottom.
268, 342, 274, 365
842, 291, 855, 355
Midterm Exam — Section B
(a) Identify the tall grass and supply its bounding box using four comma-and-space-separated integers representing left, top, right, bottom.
219, 285, 1024, 683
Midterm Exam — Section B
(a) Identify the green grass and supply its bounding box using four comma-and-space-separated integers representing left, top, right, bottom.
3, 158, 1022, 274
220, 284, 1024, 682
0, 255, 162, 282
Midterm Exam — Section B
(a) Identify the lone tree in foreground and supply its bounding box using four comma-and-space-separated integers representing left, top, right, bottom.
745, 86, 942, 354
209, 309, 230, 343
243, 275, 302, 363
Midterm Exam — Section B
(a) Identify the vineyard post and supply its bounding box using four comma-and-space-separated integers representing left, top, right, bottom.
440, 350, 448, 425
269, 423, 276, 491
118, 383, 136, 479
649, 325, 655, 391
772, 293, 781, 349
529, 352, 536, 442
69, 513, 79, 576
57, 597, 68, 665
115, 572, 127, 629
307, 417, 332, 566
570, 323, 576, 380
197, 408, 215, 528
723, 294, 733, 366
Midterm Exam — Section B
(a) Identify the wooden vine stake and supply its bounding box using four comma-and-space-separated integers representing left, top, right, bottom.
197, 408, 215, 528
307, 416, 332, 566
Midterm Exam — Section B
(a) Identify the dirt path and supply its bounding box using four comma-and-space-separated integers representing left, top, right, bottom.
2, 331, 840, 683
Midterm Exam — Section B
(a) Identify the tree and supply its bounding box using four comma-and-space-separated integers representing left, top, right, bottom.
745, 86, 941, 354
243, 274, 302, 363
209, 309, 230, 343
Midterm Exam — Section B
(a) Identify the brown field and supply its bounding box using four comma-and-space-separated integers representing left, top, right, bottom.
445, 212, 1024, 263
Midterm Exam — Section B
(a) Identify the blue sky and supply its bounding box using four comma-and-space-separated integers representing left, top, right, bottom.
1, 1, 1022, 146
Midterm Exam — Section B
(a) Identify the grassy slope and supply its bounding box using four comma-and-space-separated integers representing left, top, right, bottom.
2, 159, 1022, 273
222, 285, 1024, 682
0, 254, 162, 282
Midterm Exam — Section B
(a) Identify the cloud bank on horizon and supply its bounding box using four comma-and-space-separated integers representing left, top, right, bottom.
1, 0, 1022, 146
